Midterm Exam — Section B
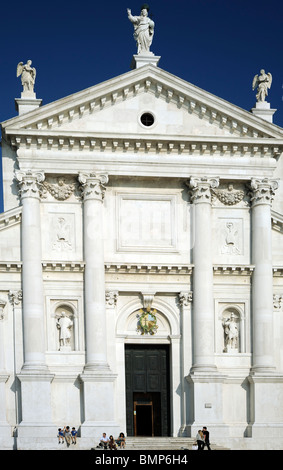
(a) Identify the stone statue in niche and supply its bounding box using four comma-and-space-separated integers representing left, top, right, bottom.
56, 311, 73, 350
127, 4, 155, 54
17, 60, 36, 95
222, 312, 239, 353
221, 222, 240, 255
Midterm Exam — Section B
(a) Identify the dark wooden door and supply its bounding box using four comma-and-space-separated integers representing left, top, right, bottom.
125, 345, 170, 436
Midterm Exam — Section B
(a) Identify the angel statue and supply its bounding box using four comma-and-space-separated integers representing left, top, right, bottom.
17, 60, 36, 94
252, 69, 272, 102
127, 4, 155, 54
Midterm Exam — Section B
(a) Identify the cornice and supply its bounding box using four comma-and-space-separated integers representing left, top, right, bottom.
7, 129, 283, 160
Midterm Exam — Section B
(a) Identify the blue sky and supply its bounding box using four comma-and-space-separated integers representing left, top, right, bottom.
1, 0, 283, 212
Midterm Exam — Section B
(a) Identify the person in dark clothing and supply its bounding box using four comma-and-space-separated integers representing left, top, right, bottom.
202, 426, 211, 450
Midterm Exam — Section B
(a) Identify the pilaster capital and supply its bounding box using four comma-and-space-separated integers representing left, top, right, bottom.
15, 169, 45, 200
0, 299, 6, 320
9, 290, 23, 307
78, 172, 109, 202
179, 291, 193, 307
249, 178, 279, 207
186, 176, 219, 203
105, 290, 119, 307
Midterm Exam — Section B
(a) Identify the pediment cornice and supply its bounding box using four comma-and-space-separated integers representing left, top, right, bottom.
2, 65, 283, 142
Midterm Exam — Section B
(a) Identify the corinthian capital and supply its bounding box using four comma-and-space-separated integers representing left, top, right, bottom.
249, 178, 279, 207
15, 169, 45, 200
187, 176, 219, 203
78, 172, 109, 202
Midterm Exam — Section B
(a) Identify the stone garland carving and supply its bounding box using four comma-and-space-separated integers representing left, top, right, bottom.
249, 178, 278, 206
42, 177, 77, 200
187, 177, 220, 203
78, 173, 109, 202
15, 169, 45, 200
212, 183, 245, 206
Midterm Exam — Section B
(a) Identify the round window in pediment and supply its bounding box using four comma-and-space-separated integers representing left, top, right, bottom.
140, 112, 155, 127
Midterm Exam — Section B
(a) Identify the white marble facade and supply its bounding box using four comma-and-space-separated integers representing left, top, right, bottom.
1, 55, 283, 450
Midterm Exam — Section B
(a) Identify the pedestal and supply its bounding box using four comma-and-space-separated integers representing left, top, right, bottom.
80, 371, 119, 442
251, 101, 276, 123
15, 91, 42, 115
131, 53, 161, 69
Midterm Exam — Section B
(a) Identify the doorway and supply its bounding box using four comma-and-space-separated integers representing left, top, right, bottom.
125, 345, 170, 436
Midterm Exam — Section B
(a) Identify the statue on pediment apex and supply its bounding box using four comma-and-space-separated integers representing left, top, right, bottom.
127, 4, 155, 54
252, 69, 272, 102
17, 60, 36, 95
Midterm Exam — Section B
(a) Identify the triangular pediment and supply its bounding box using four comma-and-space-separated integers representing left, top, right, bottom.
2, 64, 283, 143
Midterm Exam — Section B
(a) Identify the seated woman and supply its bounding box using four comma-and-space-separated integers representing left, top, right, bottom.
116, 432, 126, 448
108, 435, 117, 450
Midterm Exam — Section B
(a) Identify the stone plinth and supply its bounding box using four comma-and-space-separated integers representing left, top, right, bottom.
131, 53, 161, 69
251, 101, 276, 123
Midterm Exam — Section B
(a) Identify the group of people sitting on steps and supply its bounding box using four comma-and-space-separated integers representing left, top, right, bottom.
96, 432, 126, 450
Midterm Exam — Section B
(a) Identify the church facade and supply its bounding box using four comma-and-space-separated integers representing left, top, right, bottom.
1, 48, 283, 449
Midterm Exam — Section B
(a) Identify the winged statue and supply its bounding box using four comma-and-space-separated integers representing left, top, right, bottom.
252, 69, 272, 102
17, 60, 36, 93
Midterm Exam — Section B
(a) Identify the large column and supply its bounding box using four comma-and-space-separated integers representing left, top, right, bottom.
188, 176, 219, 371
78, 172, 110, 371
247, 178, 283, 439
249, 177, 278, 373
14, 170, 54, 446
15, 170, 47, 371
78, 172, 119, 441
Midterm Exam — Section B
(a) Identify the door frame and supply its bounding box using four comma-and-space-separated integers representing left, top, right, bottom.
134, 399, 154, 436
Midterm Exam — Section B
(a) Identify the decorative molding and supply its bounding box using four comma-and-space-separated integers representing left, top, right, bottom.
42, 262, 85, 272
8, 132, 283, 159
105, 263, 193, 275
213, 265, 254, 275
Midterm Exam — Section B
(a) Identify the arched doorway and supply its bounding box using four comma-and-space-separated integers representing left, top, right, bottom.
125, 344, 171, 436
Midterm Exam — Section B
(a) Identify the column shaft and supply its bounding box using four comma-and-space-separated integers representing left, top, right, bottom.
250, 178, 278, 372
188, 177, 219, 371
79, 173, 109, 370
15, 170, 47, 370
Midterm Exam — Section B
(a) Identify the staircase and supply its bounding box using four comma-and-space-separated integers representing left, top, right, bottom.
117, 437, 229, 451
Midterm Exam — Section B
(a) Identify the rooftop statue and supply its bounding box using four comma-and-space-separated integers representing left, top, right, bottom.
17, 60, 36, 94
252, 69, 272, 102
127, 4, 155, 54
